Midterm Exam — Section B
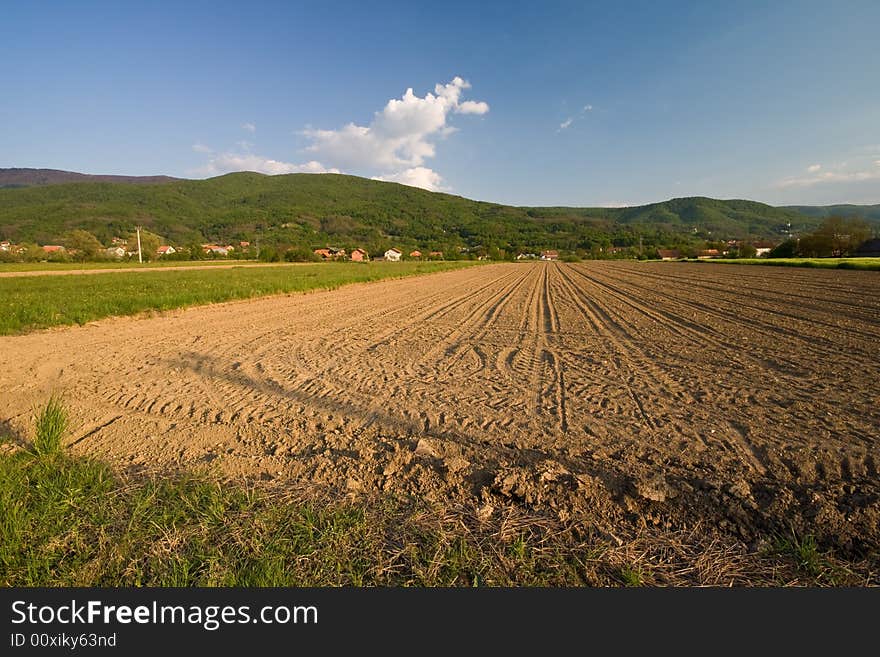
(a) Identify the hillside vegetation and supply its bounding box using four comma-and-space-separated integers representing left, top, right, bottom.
784, 203, 880, 223
0, 172, 830, 255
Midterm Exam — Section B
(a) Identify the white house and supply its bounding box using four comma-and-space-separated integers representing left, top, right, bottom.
753, 241, 775, 257
384, 248, 402, 262
105, 246, 126, 259
156, 245, 176, 257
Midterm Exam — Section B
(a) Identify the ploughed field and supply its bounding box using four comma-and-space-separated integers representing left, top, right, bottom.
2, 261, 878, 554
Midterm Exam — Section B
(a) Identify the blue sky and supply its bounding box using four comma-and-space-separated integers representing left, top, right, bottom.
2, 1, 878, 206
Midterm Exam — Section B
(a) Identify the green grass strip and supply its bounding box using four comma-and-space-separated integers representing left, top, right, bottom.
0, 261, 477, 335
688, 257, 880, 270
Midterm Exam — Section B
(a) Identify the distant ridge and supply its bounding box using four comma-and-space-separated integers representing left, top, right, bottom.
0, 167, 181, 188
0, 168, 877, 251
784, 203, 880, 222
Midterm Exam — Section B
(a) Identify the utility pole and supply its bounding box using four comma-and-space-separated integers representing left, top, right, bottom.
136, 226, 143, 264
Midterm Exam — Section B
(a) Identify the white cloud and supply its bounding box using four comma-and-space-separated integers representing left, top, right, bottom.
192, 143, 213, 154
559, 118, 573, 130
457, 100, 490, 115
584, 104, 593, 111
875, 160, 880, 167
194, 153, 339, 177
192, 78, 487, 189
301, 76, 488, 189
776, 169, 880, 188
807, 163, 821, 172
372, 167, 446, 191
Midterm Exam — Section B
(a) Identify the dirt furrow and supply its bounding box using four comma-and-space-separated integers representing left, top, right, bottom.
2, 261, 878, 554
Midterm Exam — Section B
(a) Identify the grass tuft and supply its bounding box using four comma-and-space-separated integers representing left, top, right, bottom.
31, 394, 69, 456
618, 565, 645, 587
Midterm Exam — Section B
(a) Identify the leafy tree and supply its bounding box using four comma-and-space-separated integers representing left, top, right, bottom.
812, 216, 871, 256
259, 246, 281, 262
797, 233, 833, 257
769, 239, 798, 258
738, 243, 757, 258
284, 246, 320, 262
64, 229, 104, 261
187, 242, 205, 260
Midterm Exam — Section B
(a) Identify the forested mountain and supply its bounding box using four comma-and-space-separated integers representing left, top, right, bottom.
1, 170, 876, 255
784, 203, 880, 223
0, 168, 179, 188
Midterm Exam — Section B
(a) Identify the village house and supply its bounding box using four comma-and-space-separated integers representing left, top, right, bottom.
156, 245, 176, 257
111, 237, 127, 247
202, 244, 229, 256
540, 250, 559, 261
0, 241, 11, 252
313, 247, 346, 260
105, 246, 126, 259
41, 245, 66, 254
384, 248, 402, 262
752, 241, 775, 257
409, 250, 422, 259
428, 251, 443, 259
695, 249, 721, 259
516, 253, 538, 260
350, 248, 369, 262
239, 241, 250, 248
657, 249, 681, 260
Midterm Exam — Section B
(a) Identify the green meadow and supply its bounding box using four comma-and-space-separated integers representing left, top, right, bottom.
0, 259, 266, 272
695, 257, 880, 270
0, 261, 477, 335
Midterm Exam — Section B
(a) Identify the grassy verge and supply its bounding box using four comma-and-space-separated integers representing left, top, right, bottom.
0, 260, 273, 272
688, 257, 880, 270
2, 400, 875, 587
0, 261, 477, 335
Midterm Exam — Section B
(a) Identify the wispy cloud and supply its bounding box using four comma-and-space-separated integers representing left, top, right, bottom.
776, 163, 880, 188
556, 102, 593, 132
192, 143, 213, 154
241, 122, 256, 133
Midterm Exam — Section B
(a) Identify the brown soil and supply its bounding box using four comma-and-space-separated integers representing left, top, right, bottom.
2, 262, 878, 555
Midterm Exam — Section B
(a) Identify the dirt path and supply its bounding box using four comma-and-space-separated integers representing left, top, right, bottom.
2, 262, 878, 552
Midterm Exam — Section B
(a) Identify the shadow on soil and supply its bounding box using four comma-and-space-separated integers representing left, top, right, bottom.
166, 350, 880, 558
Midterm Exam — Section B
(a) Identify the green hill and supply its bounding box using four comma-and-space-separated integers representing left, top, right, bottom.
0, 171, 862, 254
784, 204, 880, 223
